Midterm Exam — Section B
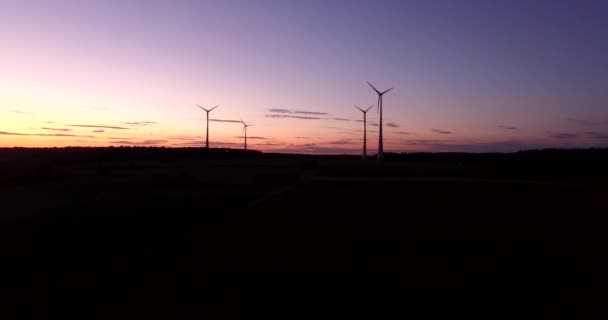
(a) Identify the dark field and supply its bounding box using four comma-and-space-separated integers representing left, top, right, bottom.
1, 147, 607, 317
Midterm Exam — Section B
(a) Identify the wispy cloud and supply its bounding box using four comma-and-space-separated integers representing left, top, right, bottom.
235, 136, 266, 140
0, 131, 94, 138
327, 139, 354, 145
265, 114, 321, 120
122, 121, 157, 126
396, 131, 412, 135
92, 129, 105, 133
432, 129, 452, 134
549, 133, 577, 139
41, 127, 72, 132
269, 143, 361, 155
167, 136, 197, 141
110, 140, 168, 145
256, 142, 284, 146
44, 121, 57, 124
0, 131, 28, 136
41, 133, 94, 137
586, 131, 608, 141
402, 139, 550, 153
497, 125, 519, 130
67, 124, 130, 130
11, 111, 34, 114
331, 118, 351, 121
565, 117, 608, 127
175, 140, 252, 148
267, 108, 328, 116
267, 108, 292, 114
386, 122, 399, 128
210, 118, 242, 123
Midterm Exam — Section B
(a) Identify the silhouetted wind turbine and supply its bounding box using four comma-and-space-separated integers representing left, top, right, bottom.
367, 82, 393, 161
354, 105, 374, 160
240, 119, 253, 150
196, 104, 218, 149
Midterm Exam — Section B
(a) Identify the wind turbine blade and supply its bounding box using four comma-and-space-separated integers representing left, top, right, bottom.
354, 105, 364, 112
242, 126, 245, 134
196, 104, 205, 110
365, 105, 374, 112
367, 81, 381, 94
209, 105, 219, 112
381, 88, 394, 95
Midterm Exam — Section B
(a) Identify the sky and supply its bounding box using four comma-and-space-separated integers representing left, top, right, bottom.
1, 0, 607, 153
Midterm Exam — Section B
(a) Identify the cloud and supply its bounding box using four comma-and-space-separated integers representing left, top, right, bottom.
550, 133, 577, 140
386, 122, 399, 128
109, 140, 168, 145
327, 139, 354, 145
167, 136, 196, 141
432, 129, 452, 134
122, 121, 157, 126
332, 118, 351, 121
40, 133, 95, 137
265, 114, 321, 120
267, 108, 328, 116
41, 127, 72, 132
0, 130, 94, 138
91, 107, 109, 110
0, 131, 28, 136
497, 125, 519, 130
396, 131, 412, 135
44, 121, 57, 124
92, 129, 105, 133
267, 108, 292, 114
565, 117, 608, 127
11, 111, 34, 114
401, 139, 551, 153
210, 118, 242, 123
235, 136, 266, 140
586, 131, 608, 141
67, 124, 130, 130
296, 136, 313, 140
175, 140, 253, 148
268, 143, 361, 155
296, 110, 329, 115
256, 142, 284, 146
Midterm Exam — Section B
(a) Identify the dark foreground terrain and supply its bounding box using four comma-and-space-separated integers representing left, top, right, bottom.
1, 147, 607, 317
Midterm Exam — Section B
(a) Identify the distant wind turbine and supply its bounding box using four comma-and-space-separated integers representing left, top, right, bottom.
367, 82, 393, 161
240, 119, 253, 150
354, 105, 374, 160
196, 104, 219, 149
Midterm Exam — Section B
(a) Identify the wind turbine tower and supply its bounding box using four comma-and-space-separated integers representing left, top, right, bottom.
354, 105, 374, 160
367, 82, 393, 161
241, 119, 253, 150
196, 104, 218, 149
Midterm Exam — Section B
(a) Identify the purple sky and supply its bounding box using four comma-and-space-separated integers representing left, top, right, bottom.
1, 0, 607, 152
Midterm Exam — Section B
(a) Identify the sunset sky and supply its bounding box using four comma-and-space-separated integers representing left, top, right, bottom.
1, 0, 607, 153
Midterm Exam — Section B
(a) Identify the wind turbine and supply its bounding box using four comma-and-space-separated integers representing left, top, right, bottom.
196, 104, 218, 149
367, 82, 393, 161
354, 105, 374, 160
240, 119, 253, 150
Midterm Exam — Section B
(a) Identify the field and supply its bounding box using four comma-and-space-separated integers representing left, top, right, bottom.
1, 147, 607, 317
